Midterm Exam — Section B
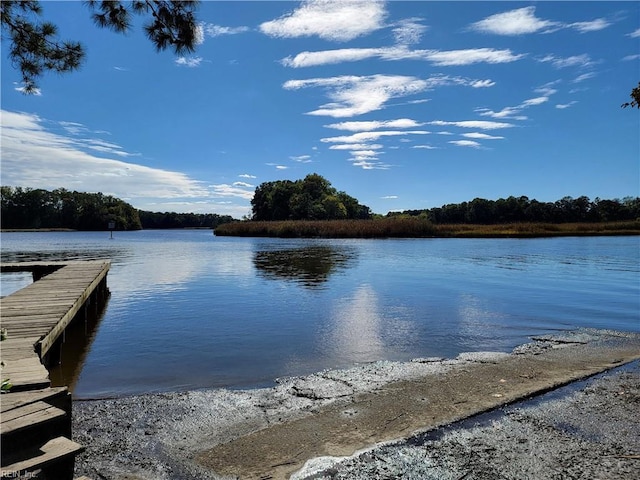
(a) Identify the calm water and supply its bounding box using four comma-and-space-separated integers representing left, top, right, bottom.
1, 230, 638, 398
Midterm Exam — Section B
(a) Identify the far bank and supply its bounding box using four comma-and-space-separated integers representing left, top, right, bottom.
215, 218, 640, 238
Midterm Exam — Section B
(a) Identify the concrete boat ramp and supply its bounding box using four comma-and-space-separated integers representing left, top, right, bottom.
72, 329, 640, 480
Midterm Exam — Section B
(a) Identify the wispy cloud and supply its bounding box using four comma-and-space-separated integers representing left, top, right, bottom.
622, 54, 640, 61
284, 74, 494, 118
175, 56, 203, 67
429, 120, 514, 130
470, 7, 559, 35
568, 18, 611, 33
329, 143, 383, 150
232, 181, 254, 188
555, 101, 578, 109
449, 140, 482, 148
203, 24, 250, 37
282, 46, 523, 68
381, 195, 398, 199
412, 144, 437, 150
210, 184, 254, 200
470, 7, 611, 36
627, 28, 640, 38
260, 0, 387, 41
538, 54, 595, 69
392, 18, 427, 45
321, 130, 430, 144
284, 75, 428, 118
572, 72, 596, 83
325, 118, 424, 131
461, 132, 504, 140
290, 155, 312, 163
239, 174, 256, 179
476, 95, 551, 121
1, 110, 209, 200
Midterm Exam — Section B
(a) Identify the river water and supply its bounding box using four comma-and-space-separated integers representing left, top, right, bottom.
1, 230, 638, 398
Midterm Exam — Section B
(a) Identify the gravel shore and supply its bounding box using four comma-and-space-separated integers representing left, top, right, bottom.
72, 329, 640, 480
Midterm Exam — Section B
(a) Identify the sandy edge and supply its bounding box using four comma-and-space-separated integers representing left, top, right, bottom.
72, 328, 640, 480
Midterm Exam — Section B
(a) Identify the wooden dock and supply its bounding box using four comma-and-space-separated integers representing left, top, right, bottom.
1, 260, 110, 480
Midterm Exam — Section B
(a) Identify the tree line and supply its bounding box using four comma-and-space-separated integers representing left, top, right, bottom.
251, 174, 372, 221
0, 186, 234, 230
390, 195, 640, 224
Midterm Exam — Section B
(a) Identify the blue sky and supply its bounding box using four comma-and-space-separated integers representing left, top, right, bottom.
1, 1, 639, 218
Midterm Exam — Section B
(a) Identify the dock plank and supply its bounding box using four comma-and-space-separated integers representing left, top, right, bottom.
0, 261, 109, 480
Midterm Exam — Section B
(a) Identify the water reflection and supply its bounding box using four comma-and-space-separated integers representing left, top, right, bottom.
326, 284, 386, 363
254, 244, 357, 288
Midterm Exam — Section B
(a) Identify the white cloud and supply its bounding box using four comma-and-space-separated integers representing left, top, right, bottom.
381, 195, 398, 199
325, 118, 424, 131
284, 74, 495, 118
203, 24, 250, 37
232, 181, 254, 188
276, 165, 288, 170
622, 54, 640, 61
538, 54, 595, 69
1, 110, 210, 201
522, 96, 549, 106
412, 145, 437, 149
350, 158, 390, 170
422, 48, 524, 66
282, 46, 523, 68
290, 155, 312, 163
449, 140, 481, 148
429, 120, 514, 130
321, 130, 430, 143
210, 184, 254, 199
239, 174, 256, 179
284, 75, 429, 118
569, 18, 610, 33
329, 143, 383, 150
392, 18, 427, 45
470, 7, 559, 35
175, 56, 203, 67
629, 28, 640, 38
350, 150, 379, 158
461, 132, 504, 140
470, 79, 496, 88
260, 0, 387, 41
572, 72, 596, 83
477, 95, 549, 120
555, 101, 578, 109
476, 106, 527, 120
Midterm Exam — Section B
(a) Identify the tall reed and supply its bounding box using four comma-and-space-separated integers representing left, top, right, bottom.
215, 219, 640, 238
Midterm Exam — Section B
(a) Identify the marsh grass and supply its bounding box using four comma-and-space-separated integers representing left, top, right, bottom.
215, 218, 640, 238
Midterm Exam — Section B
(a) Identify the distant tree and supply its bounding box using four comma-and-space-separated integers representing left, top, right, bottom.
622, 82, 640, 109
250, 174, 371, 221
1, 1, 201, 93
390, 195, 640, 225
1, 186, 142, 230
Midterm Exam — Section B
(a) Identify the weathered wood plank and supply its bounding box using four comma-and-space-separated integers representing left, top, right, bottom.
0, 387, 68, 413
1, 436, 84, 471
1, 401, 65, 427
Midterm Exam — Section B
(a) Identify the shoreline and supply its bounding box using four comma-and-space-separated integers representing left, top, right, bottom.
72, 328, 640, 480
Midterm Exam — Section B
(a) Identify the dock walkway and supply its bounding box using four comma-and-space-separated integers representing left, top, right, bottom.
1, 260, 110, 480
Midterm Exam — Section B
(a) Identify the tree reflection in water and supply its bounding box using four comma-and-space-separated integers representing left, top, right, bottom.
253, 245, 357, 288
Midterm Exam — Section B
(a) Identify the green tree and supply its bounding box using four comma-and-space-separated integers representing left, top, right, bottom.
250, 174, 371, 221
1, 0, 201, 93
